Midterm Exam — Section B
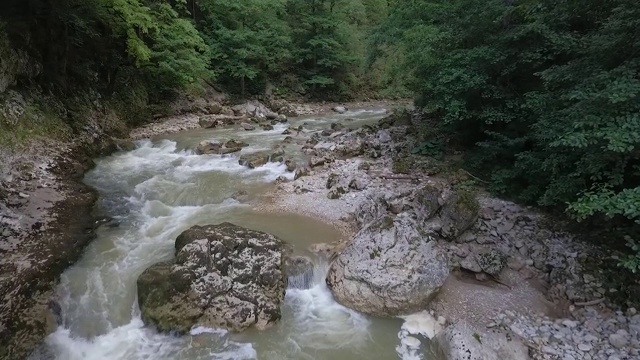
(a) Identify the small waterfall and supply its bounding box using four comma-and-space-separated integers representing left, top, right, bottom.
286, 257, 331, 290
287, 268, 315, 289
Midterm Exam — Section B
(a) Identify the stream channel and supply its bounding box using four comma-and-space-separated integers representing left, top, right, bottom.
31, 107, 440, 360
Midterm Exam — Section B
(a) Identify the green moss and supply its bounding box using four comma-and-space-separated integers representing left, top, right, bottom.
0, 102, 72, 149
472, 332, 482, 344
392, 156, 412, 174
456, 188, 480, 214
369, 246, 382, 259
381, 216, 394, 230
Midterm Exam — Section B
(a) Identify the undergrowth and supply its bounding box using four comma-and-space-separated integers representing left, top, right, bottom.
0, 102, 72, 149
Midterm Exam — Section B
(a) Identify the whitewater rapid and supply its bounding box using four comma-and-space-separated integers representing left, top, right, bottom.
29, 108, 442, 360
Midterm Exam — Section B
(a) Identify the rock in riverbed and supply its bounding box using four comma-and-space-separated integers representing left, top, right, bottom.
137, 223, 286, 333
241, 122, 255, 131
327, 212, 449, 317
195, 140, 221, 155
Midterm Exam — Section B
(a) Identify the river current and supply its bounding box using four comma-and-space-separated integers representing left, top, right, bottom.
30, 107, 440, 360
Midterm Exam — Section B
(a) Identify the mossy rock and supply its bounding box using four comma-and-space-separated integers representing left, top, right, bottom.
440, 190, 480, 239
477, 250, 508, 276
392, 156, 413, 174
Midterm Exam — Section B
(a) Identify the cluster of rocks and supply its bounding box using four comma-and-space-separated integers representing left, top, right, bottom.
266, 98, 315, 117
131, 99, 293, 139
199, 100, 290, 131
493, 306, 640, 360
130, 114, 202, 140
193, 137, 298, 173
263, 109, 640, 360
194, 139, 248, 155
238, 146, 287, 169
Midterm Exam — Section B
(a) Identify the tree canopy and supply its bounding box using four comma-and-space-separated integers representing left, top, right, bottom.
2, 0, 639, 265
375, 0, 640, 267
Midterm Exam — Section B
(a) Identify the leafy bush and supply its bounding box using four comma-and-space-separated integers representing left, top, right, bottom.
376, 0, 640, 244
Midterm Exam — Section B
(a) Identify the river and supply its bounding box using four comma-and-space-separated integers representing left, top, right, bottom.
30, 107, 440, 360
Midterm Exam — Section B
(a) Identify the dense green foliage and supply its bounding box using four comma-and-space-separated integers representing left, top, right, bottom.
5, 0, 637, 265
377, 0, 640, 266
0, 0, 394, 106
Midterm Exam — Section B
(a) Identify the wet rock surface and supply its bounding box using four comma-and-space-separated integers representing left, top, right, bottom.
137, 223, 286, 333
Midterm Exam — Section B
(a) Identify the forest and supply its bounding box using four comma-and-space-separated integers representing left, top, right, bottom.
1, 0, 639, 267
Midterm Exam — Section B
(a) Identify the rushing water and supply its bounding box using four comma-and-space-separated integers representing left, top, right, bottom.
31, 107, 441, 360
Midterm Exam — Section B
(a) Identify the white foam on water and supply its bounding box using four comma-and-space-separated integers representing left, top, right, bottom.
251, 161, 295, 182
45, 318, 257, 360
344, 108, 387, 117
88, 139, 289, 198
189, 326, 228, 336
396, 311, 445, 360
282, 261, 371, 351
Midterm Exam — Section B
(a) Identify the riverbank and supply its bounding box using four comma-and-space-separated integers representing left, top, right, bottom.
129, 99, 411, 140
253, 110, 640, 359
0, 136, 117, 359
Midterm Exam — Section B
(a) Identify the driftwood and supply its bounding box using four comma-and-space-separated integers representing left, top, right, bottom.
574, 298, 605, 306
379, 174, 419, 180
461, 169, 491, 184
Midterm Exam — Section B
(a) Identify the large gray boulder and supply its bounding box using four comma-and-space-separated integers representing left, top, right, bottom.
137, 223, 286, 333
326, 213, 449, 316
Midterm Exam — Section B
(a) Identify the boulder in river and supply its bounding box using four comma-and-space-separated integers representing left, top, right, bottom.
240, 152, 270, 168
239, 148, 285, 168
294, 167, 310, 180
321, 129, 335, 136
326, 212, 449, 317
137, 223, 287, 333
199, 116, 219, 129
332, 105, 347, 114
195, 140, 222, 155
284, 159, 296, 172
113, 138, 136, 151
225, 139, 249, 149
331, 122, 346, 131
232, 100, 277, 119
241, 122, 255, 131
